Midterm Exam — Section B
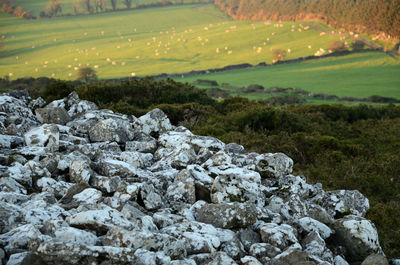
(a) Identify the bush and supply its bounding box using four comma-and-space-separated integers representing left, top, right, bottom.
328, 40, 347, 53
244, 84, 264, 93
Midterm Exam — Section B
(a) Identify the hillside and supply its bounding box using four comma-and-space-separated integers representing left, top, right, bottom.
1, 4, 374, 80
214, 0, 400, 43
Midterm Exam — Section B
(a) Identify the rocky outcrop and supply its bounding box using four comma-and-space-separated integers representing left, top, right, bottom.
0, 91, 390, 265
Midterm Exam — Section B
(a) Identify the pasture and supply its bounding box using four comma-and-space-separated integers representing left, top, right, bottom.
1, 4, 354, 80
177, 51, 400, 100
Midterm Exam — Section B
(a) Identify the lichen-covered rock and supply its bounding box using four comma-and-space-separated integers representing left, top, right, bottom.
259, 223, 298, 250
53, 226, 98, 245
6, 252, 46, 265
103, 227, 186, 259
319, 190, 370, 218
298, 217, 332, 239
0, 202, 23, 233
125, 132, 157, 153
0, 135, 24, 149
195, 202, 257, 229
35, 107, 71, 125
24, 124, 59, 152
251, 153, 293, 178
333, 215, 382, 262
0, 224, 50, 252
135, 108, 173, 136
89, 118, 134, 143
69, 160, 92, 184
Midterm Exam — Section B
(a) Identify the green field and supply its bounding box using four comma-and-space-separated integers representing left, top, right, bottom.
176, 51, 400, 100
15, 0, 209, 16
2, 4, 356, 80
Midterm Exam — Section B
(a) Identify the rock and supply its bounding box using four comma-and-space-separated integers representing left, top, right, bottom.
225, 143, 245, 154
66, 204, 136, 233
89, 175, 120, 194
0, 135, 24, 149
195, 202, 257, 229
260, 223, 298, 250
35, 107, 71, 125
207, 252, 238, 265
89, 118, 134, 143
238, 228, 261, 252
166, 170, 196, 204
334, 255, 349, 265
135, 108, 173, 136
298, 217, 332, 239
69, 160, 93, 184
24, 124, 59, 152
320, 190, 370, 218
301, 231, 334, 264
333, 215, 382, 262
249, 242, 281, 261
241, 256, 263, 265
271, 248, 316, 265
0, 224, 50, 252
121, 151, 153, 169
125, 133, 157, 153
6, 252, 46, 265
37, 177, 73, 198
103, 227, 186, 259
253, 153, 293, 178
361, 254, 389, 265
53, 226, 98, 245
0, 202, 23, 233
68, 100, 98, 117
139, 183, 164, 211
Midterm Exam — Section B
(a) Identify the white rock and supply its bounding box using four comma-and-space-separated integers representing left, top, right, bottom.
260, 223, 298, 250
24, 124, 59, 151
135, 108, 173, 135
298, 217, 332, 239
54, 226, 98, 245
72, 188, 102, 204
0, 224, 50, 252
69, 160, 92, 184
334, 255, 350, 265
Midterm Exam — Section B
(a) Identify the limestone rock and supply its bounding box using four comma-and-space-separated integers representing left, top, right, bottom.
89, 118, 134, 143
195, 202, 257, 229
333, 215, 382, 262
35, 107, 71, 125
260, 223, 298, 250
135, 108, 173, 136
24, 124, 59, 152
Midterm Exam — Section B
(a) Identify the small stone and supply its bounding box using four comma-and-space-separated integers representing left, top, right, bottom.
260, 223, 298, 250
24, 124, 59, 152
89, 118, 134, 143
69, 160, 92, 184
6, 252, 46, 265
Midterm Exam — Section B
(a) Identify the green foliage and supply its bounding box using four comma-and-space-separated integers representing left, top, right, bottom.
42, 79, 74, 102
351, 40, 366, 51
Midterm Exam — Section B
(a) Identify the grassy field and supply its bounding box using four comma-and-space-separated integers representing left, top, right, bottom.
1, 4, 356, 81
15, 0, 208, 16
176, 51, 400, 100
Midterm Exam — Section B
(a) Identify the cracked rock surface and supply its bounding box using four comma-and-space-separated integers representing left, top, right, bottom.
0, 91, 389, 265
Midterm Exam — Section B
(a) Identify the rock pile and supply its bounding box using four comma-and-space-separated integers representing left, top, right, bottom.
0, 91, 390, 265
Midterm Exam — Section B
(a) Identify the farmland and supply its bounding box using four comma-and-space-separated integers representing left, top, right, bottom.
176, 51, 400, 100
2, 4, 361, 81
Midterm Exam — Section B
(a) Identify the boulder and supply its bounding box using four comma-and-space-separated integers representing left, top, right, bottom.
195, 202, 257, 229
333, 215, 382, 262
135, 108, 173, 136
89, 118, 135, 143
35, 107, 71, 125
361, 254, 389, 265
5, 252, 46, 265
259, 223, 298, 250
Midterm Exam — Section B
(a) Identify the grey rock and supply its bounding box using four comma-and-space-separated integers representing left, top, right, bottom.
320, 190, 370, 218
206, 252, 237, 265
135, 108, 173, 136
166, 170, 196, 204
68, 100, 98, 117
125, 133, 157, 153
260, 223, 298, 250
6, 252, 46, 265
249, 242, 281, 261
89, 118, 135, 143
196, 202, 257, 229
361, 254, 389, 265
238, 228, 261, 252
225, 143, 245, 154
270, 248, 316, 265
0, 135, 24, 149
334, 255, 349, 265
37, 177, 74, 199
35, 107, 71, 125
0, 202, 23, 233
333, 215, 382, 262
69, 160, 93, 184
139, 183, 164, 211
103, 227, 186, 259
89, 175, 120, 194
240, 256, 263, 265
24, 124, 59, 152
253, 153, 293, 179
0, 224, 50, 252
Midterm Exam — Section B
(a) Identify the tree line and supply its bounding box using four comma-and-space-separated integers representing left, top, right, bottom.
214, 0, 400, 40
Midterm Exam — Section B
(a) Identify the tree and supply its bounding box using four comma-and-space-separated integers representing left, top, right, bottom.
95, 0, 107, 12
77, 67, 97, 82
122, 0, 132, 9
271, 49, 287, 62
351, 40, 366, 51
45, 0, 62, 17
110, 0, 117, 10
